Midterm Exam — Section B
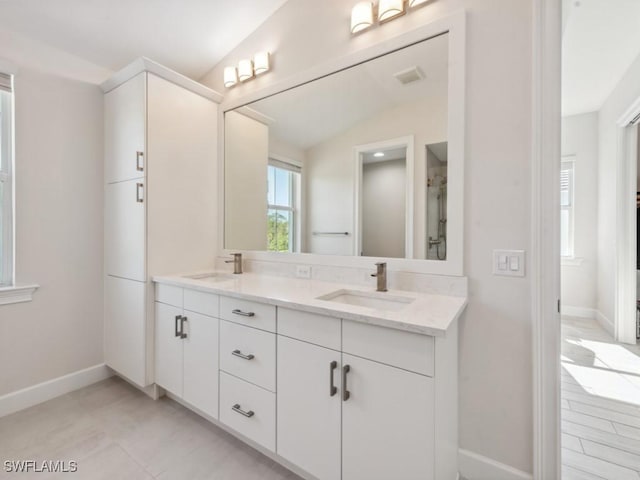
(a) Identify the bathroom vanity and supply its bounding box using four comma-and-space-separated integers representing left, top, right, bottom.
153, 272, 466, 480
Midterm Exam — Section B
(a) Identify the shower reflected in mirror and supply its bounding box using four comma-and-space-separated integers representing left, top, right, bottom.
426, 142, 447, 260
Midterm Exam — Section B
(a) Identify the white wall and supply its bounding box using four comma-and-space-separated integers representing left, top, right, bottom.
0, 67, 104, 396
202, 0, 535, 474
561, 113, 598, 311
597, 51, 640, 327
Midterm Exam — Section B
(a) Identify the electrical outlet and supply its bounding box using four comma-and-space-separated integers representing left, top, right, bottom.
296, 265, 312, 279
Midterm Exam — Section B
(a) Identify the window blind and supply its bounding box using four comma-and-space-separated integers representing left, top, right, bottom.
269, 158, 301, 173
0, 73, 12, 93
560, 164, 573, 207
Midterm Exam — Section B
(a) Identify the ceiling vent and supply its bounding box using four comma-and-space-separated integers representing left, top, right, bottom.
393, 66, 425, 85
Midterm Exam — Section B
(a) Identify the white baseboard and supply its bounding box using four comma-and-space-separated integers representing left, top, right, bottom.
595, 310, 615, 337
459, 448, 532, 480
561, 305, 596, 319
561, 305, 616, 338
0, 364, 112, 418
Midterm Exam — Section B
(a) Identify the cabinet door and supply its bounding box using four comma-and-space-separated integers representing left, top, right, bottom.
105, 276, 146, 386
105, 72, 146, 184
183, 312, 219, 419
277, 336, 341, 480
105, 179, 145, 281
155, 302, 184, 396
342, 354, 434, 480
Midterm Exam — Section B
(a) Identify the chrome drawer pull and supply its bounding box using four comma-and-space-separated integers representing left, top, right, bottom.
136, 182, 144, 203
232, 404, 254, 418
136, 151, 144, 172
232, 309, 255, 317
232, 349, 255, 360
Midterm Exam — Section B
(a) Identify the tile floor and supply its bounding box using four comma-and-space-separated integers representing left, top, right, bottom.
3, 316, 638, 479
0, 377, 300, 479
561, 315, 640, 480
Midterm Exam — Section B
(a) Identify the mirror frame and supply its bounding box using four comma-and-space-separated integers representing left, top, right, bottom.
218, 10, 466, 276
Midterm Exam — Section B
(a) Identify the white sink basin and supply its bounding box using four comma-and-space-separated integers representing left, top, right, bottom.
182, 272, 235, 282
316, 289, 414, 312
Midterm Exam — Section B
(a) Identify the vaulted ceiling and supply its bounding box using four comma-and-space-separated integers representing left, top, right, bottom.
562, 0, 640, 116
0, 0, 288, 80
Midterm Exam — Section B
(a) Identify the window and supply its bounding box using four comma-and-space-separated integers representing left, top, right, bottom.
560, 159, 575, 258
0, 72, 13, 286
267, 159, 300, 252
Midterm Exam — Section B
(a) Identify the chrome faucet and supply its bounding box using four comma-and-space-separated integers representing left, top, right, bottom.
225, 253, 243, 274
371, 262, 387, 292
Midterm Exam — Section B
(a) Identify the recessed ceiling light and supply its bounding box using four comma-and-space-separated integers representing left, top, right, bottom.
374, 152, 385, 157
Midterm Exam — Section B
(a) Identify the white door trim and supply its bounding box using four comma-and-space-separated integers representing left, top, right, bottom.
615, 106, 639, 345
532, 1, 562, 479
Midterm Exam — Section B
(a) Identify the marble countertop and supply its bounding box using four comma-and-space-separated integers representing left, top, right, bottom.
153, 272, 467, 338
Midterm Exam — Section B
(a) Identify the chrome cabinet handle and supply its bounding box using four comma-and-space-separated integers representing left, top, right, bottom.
232, 309, 255, 317
342, 365, 351, 401
180, 316, 187, 339
232, 349, 255, 360
136, 151, 144, 172
232, 404, 254, 418
174, 315, 182, 337
329, 361, 338, 397
136, 182, 144, 203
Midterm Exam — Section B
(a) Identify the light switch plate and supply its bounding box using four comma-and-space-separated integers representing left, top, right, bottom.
296, 265, 312, 279
493, 250, 526, 277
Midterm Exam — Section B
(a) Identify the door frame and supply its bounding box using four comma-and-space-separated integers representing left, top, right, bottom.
615, 104, 640, 345
532, 0, 562, 479
353, 135, 415, 258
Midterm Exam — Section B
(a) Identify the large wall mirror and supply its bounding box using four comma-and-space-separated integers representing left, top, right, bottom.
222, 14, 465, 275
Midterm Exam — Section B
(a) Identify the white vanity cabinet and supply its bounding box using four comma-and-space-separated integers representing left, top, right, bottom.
218, 296, 277, 451
341, 354, 434, 480
154, 285, 219, 419
277, 309, 439, 480
151, 280, 460, 480
277, 335, 342, 480
102, 59, 220, 388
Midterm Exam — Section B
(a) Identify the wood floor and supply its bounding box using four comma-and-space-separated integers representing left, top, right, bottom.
562, 315, 640, 480
0, 377, 301, 479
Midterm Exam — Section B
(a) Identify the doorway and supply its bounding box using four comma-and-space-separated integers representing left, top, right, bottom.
353, 136, 414, 258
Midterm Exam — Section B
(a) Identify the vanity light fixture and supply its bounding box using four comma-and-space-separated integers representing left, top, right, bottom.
351, 2, 374, 34
223, 66, 238, 88
254, 52, 270, 75
378, 0, 404, 22
238, 59, 254, 82
224, 51, 273, 88
351, 0, 431, 35
374, 152, 385, 157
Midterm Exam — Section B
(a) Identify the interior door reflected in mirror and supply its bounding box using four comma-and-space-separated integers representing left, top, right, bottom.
224, 32, 449, 260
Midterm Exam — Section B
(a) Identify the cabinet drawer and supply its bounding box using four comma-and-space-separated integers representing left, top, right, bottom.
220, 320, 276, 392
342, 321, 434, 376
277, 308, 341, 350
219, 372, 275, 452
219, 296, 276, 332
155, 284, 183, 308
184, 289, 219, 318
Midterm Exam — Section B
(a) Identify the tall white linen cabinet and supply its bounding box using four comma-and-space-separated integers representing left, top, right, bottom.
101, 59, 221, 388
